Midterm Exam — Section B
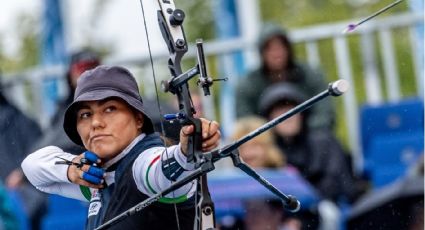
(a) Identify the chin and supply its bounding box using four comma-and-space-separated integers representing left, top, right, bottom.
89, 145, 118, 159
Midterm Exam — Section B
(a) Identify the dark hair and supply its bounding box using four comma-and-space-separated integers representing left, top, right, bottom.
260, 34, 296, 70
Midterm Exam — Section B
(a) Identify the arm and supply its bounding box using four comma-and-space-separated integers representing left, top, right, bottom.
133, 118, 220, 201
133, 145, 196, 200
21, 146, 90, 201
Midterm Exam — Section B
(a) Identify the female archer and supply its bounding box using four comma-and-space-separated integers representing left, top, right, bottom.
22, 65, 221, 229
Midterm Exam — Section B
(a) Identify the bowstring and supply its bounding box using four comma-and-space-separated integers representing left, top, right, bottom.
138, 1, 181, 229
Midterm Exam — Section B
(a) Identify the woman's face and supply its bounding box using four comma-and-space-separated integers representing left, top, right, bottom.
262, 36, 289, 73
244, 200, 283, 230
239, 141, 267, 168
76, 98, 143, 160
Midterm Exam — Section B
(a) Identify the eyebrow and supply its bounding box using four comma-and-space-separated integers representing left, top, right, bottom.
77, 98, 118, 111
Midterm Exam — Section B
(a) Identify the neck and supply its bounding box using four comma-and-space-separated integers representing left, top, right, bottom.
103, 133, 146, 168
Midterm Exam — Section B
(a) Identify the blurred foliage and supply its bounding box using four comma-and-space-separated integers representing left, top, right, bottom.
259, 0, 408, 26
0, 13, 39, 72
178, 1, 215, 41
0, 1, 112, 75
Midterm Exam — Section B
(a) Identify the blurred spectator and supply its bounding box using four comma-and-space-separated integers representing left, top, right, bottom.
0, 90, 42, 182
0, 78, 43, 229
230, 116, 284, 168
0, 181, 19, 230
258, 82, 366, 203
243, 199, 294, 230
222, 116, 318, 230
31, 49, 101, 154
258, 82, 368, 229
236, 22, 335, 131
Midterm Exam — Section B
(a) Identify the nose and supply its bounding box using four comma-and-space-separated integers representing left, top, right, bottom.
91, 113, 106, 129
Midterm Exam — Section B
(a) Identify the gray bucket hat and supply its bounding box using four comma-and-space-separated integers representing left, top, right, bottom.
258, 82, 307, 117
63, 65, 154, 146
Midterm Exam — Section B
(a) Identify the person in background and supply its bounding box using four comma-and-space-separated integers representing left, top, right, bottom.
22, 65, 221, 229
0, 75, 43, 229
31, 49, 101, 154
0, 86, 42, 185
258, 82, 368, 230
236, 22, 335, 132
0, 181, 19, 230
230, 116, 284, 168
221, 116, 318, 230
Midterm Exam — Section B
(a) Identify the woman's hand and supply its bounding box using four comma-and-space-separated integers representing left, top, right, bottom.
67, 152, 105, 189
179, 118, 221, 155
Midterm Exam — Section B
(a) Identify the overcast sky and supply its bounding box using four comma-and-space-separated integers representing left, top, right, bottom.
1, 0, 167, 61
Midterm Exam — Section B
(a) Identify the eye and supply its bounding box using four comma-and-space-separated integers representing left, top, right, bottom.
78, 111, 91, 119
105, 105, 117, 113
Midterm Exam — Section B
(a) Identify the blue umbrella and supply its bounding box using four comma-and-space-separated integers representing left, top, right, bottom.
207, 167, 320, 217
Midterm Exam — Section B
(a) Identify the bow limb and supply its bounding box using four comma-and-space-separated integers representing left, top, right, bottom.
156, 1, 216, 229
137, 1, 185, 230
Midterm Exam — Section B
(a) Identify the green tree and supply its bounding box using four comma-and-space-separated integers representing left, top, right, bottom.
0, 13, 39, 73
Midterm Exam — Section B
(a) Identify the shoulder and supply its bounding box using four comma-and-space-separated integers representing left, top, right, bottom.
306, 130, 345, 155
293, 62, 322, 77
245, 68, 266, 81
238, 68, 268, 91
307, 130, 338, 145
3, 108, 42, 136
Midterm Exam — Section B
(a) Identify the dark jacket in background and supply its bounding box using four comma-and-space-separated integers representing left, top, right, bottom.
0, 95, 42, 180
276, 129, 364, 203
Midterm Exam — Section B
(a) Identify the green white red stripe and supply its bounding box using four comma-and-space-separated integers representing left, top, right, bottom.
145, 154, 188, 204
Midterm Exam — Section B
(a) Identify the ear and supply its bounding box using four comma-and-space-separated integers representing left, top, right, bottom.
136, 113, 144, 130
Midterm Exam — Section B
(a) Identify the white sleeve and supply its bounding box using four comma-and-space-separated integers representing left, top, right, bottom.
132, 144, 197, 201
21, 146, 90, 201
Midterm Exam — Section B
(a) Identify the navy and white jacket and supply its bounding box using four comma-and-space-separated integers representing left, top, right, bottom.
22, 133, 197, 229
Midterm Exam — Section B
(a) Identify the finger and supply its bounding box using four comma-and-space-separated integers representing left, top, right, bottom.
82, 171, 103, 184
79, 164, 90, 172
84, 151, 101, 164
201, 131, 221, 151
201, 119, 219, 138
202, 142, 219, 152
87, 166, 105, 178
77, 165, 105, 187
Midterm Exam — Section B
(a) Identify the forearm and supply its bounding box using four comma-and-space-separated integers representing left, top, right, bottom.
133, 145, 196, 201
21, 146, 88, 201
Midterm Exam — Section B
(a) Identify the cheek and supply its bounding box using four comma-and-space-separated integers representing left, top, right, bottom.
240, 144, 265, 160
76, 122, 90, 145
113, 116, 140, 141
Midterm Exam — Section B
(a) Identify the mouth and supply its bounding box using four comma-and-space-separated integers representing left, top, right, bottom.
90, 134, 110, 143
